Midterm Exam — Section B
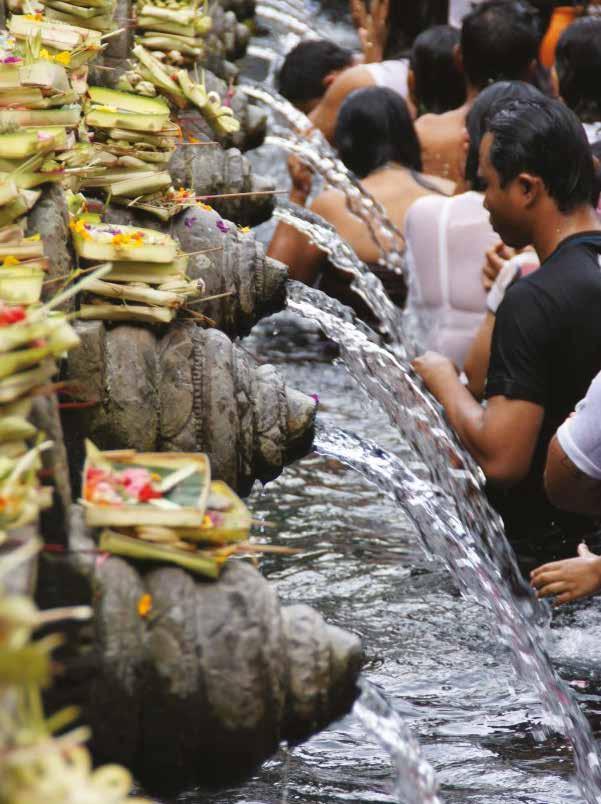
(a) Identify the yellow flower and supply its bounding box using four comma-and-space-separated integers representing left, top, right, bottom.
53, 51, 71, 66
24, 233, 40, 242
69, 218, 91, 240
239, 226, 250, 234
39, 48, 51, 60
2, 255, 19, 267
70, 218, 86, 234
196, 201, 214, 212
24, 12, 43, 21
137, 593, 153, 618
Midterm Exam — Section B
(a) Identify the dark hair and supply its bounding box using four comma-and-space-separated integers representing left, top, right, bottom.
277, 40, 354, 104
364, 0, 448, 58
556, 17, 601, 123
487, 97, 595, 212
461, 0, 541, 90
465, 80, 544, 188
334, 87, 421, 178
410, 25, 465, 114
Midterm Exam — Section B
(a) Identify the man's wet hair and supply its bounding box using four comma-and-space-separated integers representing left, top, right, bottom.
277, 40, 354, 105
465, 80, 543, 189
487, 97, 595, 212
334, 87, 421, 178
556, 17, 601, 123
461, 0, 541, 90
410, 25, 465, 115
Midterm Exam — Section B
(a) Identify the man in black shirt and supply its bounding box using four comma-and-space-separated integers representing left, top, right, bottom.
413, 97, 601, 564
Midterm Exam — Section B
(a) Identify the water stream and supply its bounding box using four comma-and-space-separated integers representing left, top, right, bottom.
180, 1, 601, 800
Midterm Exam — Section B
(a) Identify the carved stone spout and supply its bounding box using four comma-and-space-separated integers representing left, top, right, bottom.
44, 505, 362, 794
64, 321, 316, 494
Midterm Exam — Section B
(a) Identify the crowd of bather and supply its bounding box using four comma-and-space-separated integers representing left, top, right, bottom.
268, 0, 601, 607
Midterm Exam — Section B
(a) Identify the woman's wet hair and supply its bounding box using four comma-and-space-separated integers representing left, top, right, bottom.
410, 25, 465, 115
487, 97, 595, 212
363, 0, 448, 58
465, 80, 544, 189
556, 17, 601, 123
277, 40, 354, 105
334, 87, 421, 178
461, 0, 541, 90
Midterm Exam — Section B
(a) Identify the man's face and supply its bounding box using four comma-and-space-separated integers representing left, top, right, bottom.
478, 132, 532, 249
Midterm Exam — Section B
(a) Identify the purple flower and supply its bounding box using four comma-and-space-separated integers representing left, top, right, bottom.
216, 220, 229, 234
3, 56, 20, 64
310, 393, 319, 405
184, 216, 197, 229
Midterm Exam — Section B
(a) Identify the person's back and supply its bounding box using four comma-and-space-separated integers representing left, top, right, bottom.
315, 87, 452, 313
416, 0, 541, 182
267, 87, 452, 322
405, 191, 494, 366
406, 81, 542, 368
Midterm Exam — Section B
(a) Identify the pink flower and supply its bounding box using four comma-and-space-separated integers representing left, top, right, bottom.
216, 220, 229, 234
119, 467, 153, 499
92, 481, 123, 505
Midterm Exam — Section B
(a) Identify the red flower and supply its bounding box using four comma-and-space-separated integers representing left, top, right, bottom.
0, 305, 26, 326
138, 482, 162, 502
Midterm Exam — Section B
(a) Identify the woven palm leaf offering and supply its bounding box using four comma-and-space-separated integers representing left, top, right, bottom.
122, 45, 240, 136
83, 445, 289, 578
82, 441, 229, 578
7, 14, 104, 69
133, 0, 212, 64
0, 270, 81, 490
68, 195, 202, 323
74, 85, 189, 218
0, 540, 150, 804
0, 22, 102, 216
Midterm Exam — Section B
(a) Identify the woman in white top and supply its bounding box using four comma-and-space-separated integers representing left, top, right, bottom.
405, 80, 545, 369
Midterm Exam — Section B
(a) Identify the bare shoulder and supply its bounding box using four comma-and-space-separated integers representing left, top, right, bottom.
327, 64, 376, 98
423, 174, 455, 195
311, 188, 346, 219
416, 107, 467, 140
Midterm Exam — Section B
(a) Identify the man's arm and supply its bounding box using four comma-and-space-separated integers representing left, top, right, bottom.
544, 435, 601, 515
464, 312, 495, 400
309, 66, 375, 143
412, 352, 544, 486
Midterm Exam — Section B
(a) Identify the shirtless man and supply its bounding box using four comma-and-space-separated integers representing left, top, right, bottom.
416, 0, 541, 183
412, 97, 601, 566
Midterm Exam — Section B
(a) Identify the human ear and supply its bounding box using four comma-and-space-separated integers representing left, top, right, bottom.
322, 70, 340, 89
518, 172, 542, 207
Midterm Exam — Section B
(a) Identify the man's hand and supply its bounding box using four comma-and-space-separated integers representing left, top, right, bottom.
530, 543, 601, 605
412, 351, 458, 401
288, 155, 313, 203
482, 242, 516, 291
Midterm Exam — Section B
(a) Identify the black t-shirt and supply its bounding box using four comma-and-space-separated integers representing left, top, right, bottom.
485, 231, 601, 556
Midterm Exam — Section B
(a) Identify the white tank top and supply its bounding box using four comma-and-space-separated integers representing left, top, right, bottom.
365, 59, 409, 99
404, 191, 497, 368
448, 0, 485, 26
